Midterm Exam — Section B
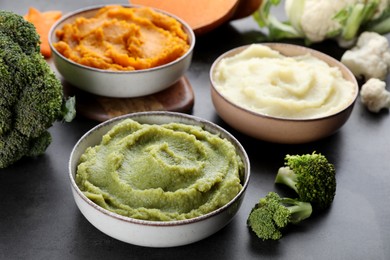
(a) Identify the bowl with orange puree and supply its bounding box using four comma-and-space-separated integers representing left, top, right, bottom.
49, 5, 195, 97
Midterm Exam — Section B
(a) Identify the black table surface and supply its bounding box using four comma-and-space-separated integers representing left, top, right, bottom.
1, 1, 390, 259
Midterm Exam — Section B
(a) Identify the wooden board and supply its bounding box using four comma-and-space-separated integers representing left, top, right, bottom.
63, 76, 194, 122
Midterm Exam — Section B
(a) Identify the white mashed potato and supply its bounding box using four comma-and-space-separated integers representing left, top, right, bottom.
213, 44, 356, 119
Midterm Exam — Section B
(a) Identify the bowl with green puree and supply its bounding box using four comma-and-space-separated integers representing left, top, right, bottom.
69, 111, 250, 247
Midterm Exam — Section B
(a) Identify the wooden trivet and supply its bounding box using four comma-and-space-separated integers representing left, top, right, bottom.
63, 76, 195, 122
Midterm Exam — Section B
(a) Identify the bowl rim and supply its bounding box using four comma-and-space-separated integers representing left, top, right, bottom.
209, 43, 359, 122
68, 111, 250, 227
49, 4, 196, 74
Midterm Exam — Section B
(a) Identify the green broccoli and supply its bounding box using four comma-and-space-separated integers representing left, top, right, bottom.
0, 9, 40, 55
275, 152, 336, 210
0, 10, 75, 168
247, 192, 312, 241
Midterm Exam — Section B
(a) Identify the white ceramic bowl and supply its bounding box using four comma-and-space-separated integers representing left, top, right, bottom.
68, 112, 250, 247
49, 5, 195, 98
210, 43, 359, 144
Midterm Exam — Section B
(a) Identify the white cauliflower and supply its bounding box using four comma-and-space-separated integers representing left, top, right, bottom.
341, 31, 390, 80
255, 0, 390, 46
360, 78, 390, 112
296, 0, 357, 42
374, 0, 390, 18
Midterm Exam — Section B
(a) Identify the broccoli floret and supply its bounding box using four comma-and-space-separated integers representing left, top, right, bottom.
275, 152, 336, 210
0, 10, 40, 54
247, 192, 312, 241
0, 11, 75, 168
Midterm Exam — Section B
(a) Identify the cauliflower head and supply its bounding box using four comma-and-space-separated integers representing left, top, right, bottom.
294, 0, 358, 42
255, 0, 390, 46
341, 31, 390, 80
374, 0, 390, 19
360, 78, 390, 112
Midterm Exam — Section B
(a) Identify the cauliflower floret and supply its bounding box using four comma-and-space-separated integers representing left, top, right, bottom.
373, 0, 390, 19
360, 78, 390, 112
341, 32, 390, 80
297, 0, 358, 42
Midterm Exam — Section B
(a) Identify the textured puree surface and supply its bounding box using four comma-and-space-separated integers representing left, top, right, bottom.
53, 5, 190, 71
213, 44, 356, 119
76, 119, 244, 221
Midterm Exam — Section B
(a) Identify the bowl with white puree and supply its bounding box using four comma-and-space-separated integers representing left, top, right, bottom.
210, 43, 359, 144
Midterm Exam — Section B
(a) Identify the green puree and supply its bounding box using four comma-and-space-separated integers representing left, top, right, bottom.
76, 119, 244, 221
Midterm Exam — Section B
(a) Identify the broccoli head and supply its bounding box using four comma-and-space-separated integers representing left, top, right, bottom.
0, 11, 75, 168
0, 10, 40, 55
275, 152, 336, 210
247, 192, 312, 241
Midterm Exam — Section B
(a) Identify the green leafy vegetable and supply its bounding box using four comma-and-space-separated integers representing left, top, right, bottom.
247, 192, 312, 240
0, 10, 75, 168
275, 152, 336, 210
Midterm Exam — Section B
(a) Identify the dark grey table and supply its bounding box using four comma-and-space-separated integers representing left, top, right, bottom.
1, 1, 389, 259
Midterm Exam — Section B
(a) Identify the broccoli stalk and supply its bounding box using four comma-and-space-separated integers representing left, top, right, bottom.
275, 152, 336, 210
247, 192, 312, 241
0, 11, 75, 168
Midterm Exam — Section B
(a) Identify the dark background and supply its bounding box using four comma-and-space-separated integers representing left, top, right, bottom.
1, 1, 389, 259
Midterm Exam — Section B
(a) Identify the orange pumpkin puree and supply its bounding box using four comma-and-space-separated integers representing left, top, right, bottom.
53, 5, 190, 71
